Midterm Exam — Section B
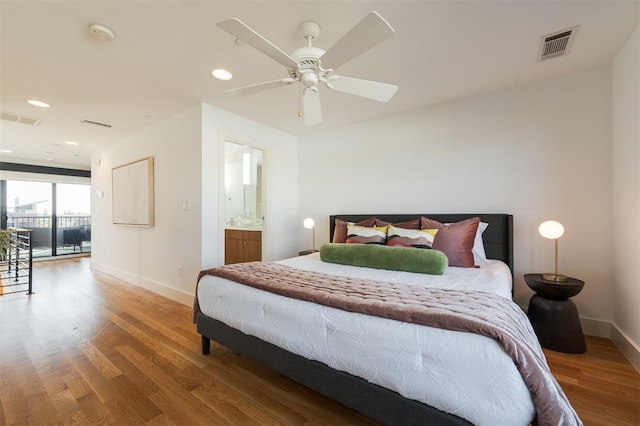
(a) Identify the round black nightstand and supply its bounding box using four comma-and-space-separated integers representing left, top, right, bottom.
524, 273, 586, 354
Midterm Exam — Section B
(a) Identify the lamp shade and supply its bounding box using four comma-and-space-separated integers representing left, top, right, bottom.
303, 218, 315, 230
538, 220, 568, 282
538, 220, 564, 240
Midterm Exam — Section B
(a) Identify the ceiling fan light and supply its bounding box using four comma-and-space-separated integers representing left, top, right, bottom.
212, 69, 233, 80
301, 72, 319, 88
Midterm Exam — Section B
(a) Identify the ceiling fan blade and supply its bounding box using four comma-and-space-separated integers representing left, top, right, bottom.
303, 90, 322, 126
328, 76, 398, 102
217, 19, 299, 69
319, 11, 394, 70
225, 78, 295, 96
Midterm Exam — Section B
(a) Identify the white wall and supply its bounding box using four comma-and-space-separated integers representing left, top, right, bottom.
612, 26, 640, 369
299, 67, 613, 330
200, 103, 299, 268
91, 104, 204, 304
91, 103, 299, 305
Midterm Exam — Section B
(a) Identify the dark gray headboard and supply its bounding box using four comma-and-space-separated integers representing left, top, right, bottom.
329, 214, 514, 273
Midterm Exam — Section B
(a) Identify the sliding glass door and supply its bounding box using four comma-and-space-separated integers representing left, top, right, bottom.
6, 180, 53, 257
3, 180, 91, 258
56, 183, 91, 254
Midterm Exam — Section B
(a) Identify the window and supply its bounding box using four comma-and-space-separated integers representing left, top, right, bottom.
6, 180, 53, 257
57, 183, 91, 254
3, 180, 91, 257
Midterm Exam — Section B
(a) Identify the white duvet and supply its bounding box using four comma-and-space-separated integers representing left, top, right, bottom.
197, 253, 535, 426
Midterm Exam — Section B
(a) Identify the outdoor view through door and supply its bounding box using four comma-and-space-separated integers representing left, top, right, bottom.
5, 180, 91, 257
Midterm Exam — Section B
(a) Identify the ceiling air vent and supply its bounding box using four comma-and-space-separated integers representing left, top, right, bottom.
82, 119, 113, 128
1, 112, 41, 126
537, 25, 579, 62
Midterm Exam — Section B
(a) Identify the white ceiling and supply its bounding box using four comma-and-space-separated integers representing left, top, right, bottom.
1, 1, 638, 170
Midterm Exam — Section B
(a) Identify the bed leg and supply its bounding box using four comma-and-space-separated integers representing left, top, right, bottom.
201, 335, 211, 355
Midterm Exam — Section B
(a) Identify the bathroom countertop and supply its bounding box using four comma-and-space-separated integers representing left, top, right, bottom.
225, 226, 262, 231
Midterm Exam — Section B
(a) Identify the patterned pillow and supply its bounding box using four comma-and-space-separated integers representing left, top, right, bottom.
332, 217, 376, 243
387, 225, 438, 249
374, 217, 421, 229
346, 225, 389, 245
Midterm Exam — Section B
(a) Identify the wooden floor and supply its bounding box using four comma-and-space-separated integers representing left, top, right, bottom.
0, 258, 638, 425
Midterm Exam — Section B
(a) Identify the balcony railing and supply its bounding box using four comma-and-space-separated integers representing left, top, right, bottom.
6, 215, 91, 255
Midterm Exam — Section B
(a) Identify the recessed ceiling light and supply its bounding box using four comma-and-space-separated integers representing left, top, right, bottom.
0, 149, 13, 154
212, 69, 233, 80
65, 140, 79, 146
27, 99, 50, 108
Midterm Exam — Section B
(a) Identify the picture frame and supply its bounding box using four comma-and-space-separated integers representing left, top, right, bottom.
112, 156, 154, 226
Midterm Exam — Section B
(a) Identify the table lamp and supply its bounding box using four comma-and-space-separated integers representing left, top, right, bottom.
303, 217, 316, 252
538, 220, 568, 282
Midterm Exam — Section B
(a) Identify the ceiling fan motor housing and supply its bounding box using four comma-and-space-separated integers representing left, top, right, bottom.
288, 46, 330, 83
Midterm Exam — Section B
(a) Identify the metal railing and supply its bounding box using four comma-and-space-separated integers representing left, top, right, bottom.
8, 214, 90, 229
0, 229, 33, 296
6, 215, 91, 255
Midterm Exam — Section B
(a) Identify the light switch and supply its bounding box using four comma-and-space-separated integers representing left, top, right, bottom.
182, 200, 191, 211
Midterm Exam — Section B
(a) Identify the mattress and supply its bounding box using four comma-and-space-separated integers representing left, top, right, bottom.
197, 253, 535, 426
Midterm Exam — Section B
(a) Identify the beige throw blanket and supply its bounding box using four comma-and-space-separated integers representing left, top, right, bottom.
196, 261, 582, 426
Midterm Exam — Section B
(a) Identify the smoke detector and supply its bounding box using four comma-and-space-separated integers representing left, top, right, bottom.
89, 23, 115, 41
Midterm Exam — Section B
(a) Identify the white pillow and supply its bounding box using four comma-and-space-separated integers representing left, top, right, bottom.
473, 221, 489, 264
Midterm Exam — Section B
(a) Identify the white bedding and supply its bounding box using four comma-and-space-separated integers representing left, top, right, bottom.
197, 253, 535, 426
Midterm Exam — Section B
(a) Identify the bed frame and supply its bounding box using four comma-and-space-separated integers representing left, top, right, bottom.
197, 213, 513, 426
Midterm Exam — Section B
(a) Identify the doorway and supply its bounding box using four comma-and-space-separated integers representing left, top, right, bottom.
223, 141, 265, 264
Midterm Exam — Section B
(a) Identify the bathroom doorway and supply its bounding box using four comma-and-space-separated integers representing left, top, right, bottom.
224, 141, 265, 264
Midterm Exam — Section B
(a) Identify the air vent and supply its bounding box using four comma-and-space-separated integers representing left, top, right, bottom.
82, 119, 113, 128
537, 25, 579, 62
1, 112, 41, 126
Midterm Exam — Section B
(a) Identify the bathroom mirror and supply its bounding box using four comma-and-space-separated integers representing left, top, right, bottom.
224, 142, 263, 229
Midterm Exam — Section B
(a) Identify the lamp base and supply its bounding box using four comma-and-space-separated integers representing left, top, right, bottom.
542, 272, 568, 282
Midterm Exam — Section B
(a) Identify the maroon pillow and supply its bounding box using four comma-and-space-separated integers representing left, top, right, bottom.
332, 217, 376, 243
375, 217, 421, 229
421, 217, 480, 268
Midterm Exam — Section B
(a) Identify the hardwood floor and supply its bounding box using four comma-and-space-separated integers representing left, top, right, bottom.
1, 257, 638, 425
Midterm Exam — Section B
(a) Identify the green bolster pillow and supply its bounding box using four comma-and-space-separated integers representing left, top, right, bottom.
319, 243, 448, 275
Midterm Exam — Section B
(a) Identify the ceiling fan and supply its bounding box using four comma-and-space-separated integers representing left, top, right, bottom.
216, 12, 398, 126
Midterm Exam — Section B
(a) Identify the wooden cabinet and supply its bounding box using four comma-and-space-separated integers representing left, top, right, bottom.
225, 229, 262, 264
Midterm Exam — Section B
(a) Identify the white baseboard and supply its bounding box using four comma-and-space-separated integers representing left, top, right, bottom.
611, 324, 640, 374
519, 304, 640, 372
519, 305, 612, 339
580, 317, 612, 339
90, 260, 193, 307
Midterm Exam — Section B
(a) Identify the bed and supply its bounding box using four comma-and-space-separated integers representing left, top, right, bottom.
194, 214, 580, 426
